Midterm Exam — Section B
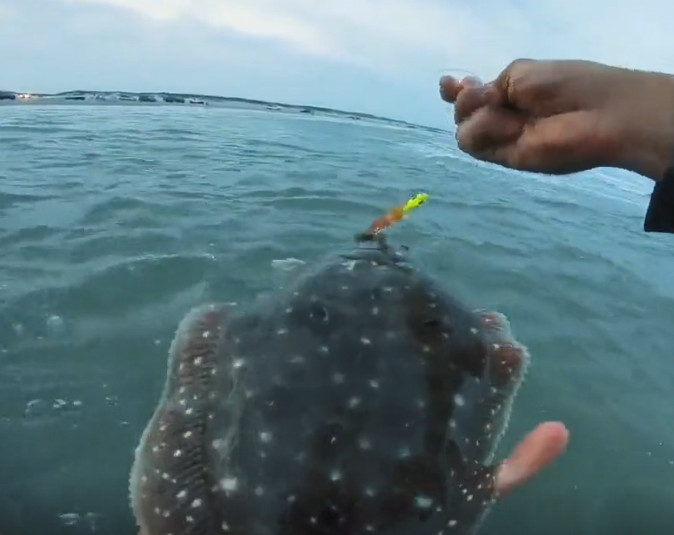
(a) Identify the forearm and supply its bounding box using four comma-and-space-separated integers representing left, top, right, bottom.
611, 69, 674, 181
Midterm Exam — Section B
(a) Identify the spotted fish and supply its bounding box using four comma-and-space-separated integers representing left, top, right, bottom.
129, 235, 530, 535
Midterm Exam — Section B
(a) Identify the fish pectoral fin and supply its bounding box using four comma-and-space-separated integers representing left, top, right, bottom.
445, 461, 499, 534
444, 440, 499, 533
129, 302, 233, 535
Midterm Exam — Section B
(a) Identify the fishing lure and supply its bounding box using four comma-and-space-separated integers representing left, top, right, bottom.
356, 192, 429, 241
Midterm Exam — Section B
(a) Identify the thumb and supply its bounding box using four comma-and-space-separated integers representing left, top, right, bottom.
495, 421, 569, 497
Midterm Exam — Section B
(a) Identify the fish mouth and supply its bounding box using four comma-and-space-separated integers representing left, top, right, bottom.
344, 231, 410, 266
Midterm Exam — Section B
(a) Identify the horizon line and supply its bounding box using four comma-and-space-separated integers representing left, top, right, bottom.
0, 88, 448, 134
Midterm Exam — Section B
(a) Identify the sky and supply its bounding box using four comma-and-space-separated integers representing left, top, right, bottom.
1, 0, 674, 128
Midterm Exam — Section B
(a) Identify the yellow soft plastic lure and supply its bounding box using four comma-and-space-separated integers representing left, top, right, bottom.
360, 192, 429, 236
402, 192, 428, 214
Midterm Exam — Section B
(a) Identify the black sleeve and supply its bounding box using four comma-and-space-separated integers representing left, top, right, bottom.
644, 166, 674, 233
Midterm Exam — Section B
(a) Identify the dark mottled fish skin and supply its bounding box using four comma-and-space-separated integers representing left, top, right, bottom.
130, 239, 530, 535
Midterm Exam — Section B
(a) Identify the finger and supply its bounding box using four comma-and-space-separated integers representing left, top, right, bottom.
494, 421, 569, 497
439, 75, 463, 103
454, 83, 489, 124
456, 105, 524, 158
439, 74, 482, 104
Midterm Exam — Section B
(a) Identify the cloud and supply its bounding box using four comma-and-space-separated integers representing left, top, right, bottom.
1, 0, 674, 127
64, 0, 674, 78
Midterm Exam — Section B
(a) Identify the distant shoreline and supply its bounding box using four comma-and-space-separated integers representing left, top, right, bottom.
0, 89, 446, 134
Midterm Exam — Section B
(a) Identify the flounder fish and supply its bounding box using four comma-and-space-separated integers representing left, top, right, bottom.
129, 233, 530, 535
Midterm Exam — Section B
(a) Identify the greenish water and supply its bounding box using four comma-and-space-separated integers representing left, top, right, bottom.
1, 105, 673, 535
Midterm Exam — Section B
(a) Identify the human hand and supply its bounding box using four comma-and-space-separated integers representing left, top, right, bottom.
495, 421, 569, 497
440, 59, 674, 181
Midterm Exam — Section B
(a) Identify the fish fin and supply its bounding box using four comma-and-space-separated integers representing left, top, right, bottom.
444, 441, 499, 534
129, 302, 231, 535
445, 462, 499, 534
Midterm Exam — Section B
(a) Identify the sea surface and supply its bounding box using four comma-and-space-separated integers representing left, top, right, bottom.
1, 105, 673, 535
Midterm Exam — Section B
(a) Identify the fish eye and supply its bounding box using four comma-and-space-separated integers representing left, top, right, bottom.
309, 302, 329, 322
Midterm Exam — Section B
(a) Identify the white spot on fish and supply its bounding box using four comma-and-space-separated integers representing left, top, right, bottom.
398, 446, 411, 458
369, 379, 380, 389
259, 431, 272, 443
470, 327, 478, 334
177, 490, 187, 499
277, 329, 287, 335
194, 356, 203, 366
191, 498, 202, 508
254, 486, 264, 496
454, 394, 465, 407
232, 359, 245, 369
415, 495, 433, 508
202, 330, 211, 338
332, 373, 345, 384
174, 449, 182, 457
371, 306, 379, 316
183, 431, 193, 439
330, 470, 342, 481
220, 477, 238, 492
448, 519, 458, 527
360, 337, 371, 345
348, 397, 361, 408
358, 437, 372, 450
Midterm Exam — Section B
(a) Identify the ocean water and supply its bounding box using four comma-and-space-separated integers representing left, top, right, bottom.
1, 105, 673, 535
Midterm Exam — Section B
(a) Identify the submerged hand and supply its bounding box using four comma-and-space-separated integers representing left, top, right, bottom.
495, 421, 569, 496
